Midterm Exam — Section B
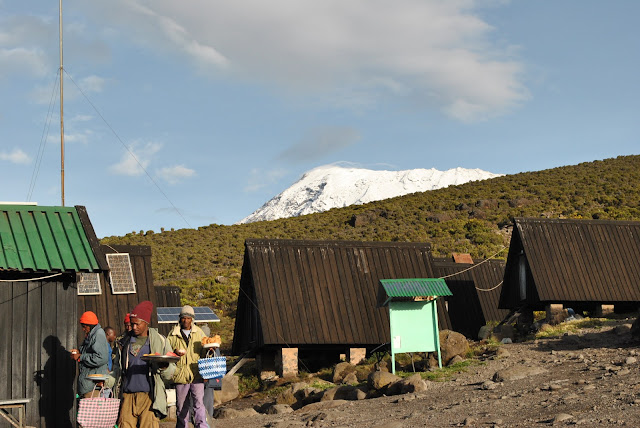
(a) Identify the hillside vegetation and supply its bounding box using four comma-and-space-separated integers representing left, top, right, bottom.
102, 155, 640, 342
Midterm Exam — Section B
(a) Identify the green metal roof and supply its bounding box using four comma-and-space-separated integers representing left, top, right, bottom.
0, 205, 100, 272
380, 278, 452, 299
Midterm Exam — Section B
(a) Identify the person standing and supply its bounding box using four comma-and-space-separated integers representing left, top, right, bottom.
167, 305, 208, 428
70, 311, 110, 398
104, 326, 121, 396
118, 301, 176, 428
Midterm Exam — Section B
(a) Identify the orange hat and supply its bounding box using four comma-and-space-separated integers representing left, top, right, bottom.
79, 311, 99, 325
124, 313, 130, 323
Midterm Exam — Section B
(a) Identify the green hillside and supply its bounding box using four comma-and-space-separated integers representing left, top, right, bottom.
102, 155, 640, 341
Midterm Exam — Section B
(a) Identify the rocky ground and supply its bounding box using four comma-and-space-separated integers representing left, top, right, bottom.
205, 318, 640, 427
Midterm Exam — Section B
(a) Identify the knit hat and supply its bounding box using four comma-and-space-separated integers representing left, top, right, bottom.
79, 311, 99, 325
179, 305, 195, 319
124, 313, 130, 323
130, 300, 153, 324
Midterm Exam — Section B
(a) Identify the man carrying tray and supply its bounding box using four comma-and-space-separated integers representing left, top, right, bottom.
167, 305, 208, 428
119, 300, 176, 428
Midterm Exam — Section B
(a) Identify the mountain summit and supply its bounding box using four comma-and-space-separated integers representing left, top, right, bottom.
239, 164, 503, 224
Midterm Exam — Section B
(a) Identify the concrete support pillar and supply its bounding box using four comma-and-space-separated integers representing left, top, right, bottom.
349, 348, 366, 365
276, 347, 298, 378
546, 303, 564, 324
594, 304, 614, 317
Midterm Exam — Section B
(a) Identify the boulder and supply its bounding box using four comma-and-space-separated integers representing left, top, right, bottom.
447, 355, 464, 366
274, 388, 297, 406
387, 374, 429, 395
342, 372, 359, 385
333, 362, 355, 383
213, 407, 259, 419
368, 371, 401, 390
213, 375, 239, 406
478, 325, 492, 340
493, 365, 547, 382
439, 330, 470, 364
265, 404, 294, 415
321, 385, 359, 401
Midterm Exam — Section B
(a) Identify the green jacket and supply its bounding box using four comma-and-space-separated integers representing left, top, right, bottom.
120, 328, 176, 419
167, 324, 205, 384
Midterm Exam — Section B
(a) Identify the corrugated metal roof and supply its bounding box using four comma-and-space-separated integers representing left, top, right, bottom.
380, 278, 452, 298
0, 205, 100, 272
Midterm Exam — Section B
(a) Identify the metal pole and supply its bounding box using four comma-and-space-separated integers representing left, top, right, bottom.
59, 0, 65, 206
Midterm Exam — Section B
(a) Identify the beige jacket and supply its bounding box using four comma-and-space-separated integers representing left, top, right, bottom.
167, 324, 205, 384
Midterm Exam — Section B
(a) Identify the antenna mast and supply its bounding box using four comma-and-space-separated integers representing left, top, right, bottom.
59, 0, 65, 206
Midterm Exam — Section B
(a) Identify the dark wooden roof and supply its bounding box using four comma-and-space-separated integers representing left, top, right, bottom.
433, 258, 508, 339
500, 217, 640, 309
233, 239, 451, 354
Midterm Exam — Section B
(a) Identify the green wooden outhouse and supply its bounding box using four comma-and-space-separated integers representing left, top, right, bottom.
379, 278, 452, 374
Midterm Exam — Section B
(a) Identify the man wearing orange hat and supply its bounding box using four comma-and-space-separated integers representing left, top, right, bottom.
70, 311, 110, 398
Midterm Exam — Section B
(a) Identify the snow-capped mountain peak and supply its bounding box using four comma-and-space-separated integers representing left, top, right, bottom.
239, 164, 503, 224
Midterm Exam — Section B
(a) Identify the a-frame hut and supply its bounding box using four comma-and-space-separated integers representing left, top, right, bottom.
232, 239, 451, 377
433, 258, 509, 339
499, 217, 640, 318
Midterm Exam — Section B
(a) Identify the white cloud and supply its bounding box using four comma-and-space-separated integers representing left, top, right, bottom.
0, 47, 48, 78
83, 0, 527, 121
109, 141, 162, 176
278, 127, 361, 163
0, 148, 31, 164
245, 168, 288, 192
80, 75, 107, 93
157, 165, 196, 184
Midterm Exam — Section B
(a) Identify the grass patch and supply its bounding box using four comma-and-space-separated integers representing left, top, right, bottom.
397, 359, 483, 382
237, 372, 260, 395
535, 318, 607, 339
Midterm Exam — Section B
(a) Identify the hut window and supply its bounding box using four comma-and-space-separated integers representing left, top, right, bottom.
77, 272, 102, 295
518, 254, 526, 301
106, 253, 137, 294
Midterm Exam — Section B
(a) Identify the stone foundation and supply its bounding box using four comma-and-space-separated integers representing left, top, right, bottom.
349, 348, 366, 365
276, 347, 299, 378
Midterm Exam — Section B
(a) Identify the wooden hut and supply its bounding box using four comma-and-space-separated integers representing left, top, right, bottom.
232, 239, 451, 377
499, 218, 640, 319
0, 204, 162, 427
0, 204, 103, 427
433, 258, 508, 339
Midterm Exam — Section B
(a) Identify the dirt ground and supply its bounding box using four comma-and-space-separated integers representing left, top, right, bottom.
206, 317, 640, 427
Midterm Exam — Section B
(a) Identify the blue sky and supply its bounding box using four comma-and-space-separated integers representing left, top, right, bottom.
1, 1, 638, 238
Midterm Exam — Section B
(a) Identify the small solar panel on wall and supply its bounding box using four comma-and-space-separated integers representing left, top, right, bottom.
77, 272, 102, 295
106, 253, 137, 294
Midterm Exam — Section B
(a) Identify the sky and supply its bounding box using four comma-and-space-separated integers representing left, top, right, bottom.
1, 1, 638, 238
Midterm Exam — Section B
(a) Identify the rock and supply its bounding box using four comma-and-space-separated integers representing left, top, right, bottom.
342, 372, 359, 385
496, 347, 511, 358
213, 407, 259, 419
333, 362, 355, 383
215, 275, 228, 284
632, 317, 640, 338
551, 413, 574, 424
297, 400, 349, 412
463, 417, 477, 426
439, 330, 470, 364
368, 371, 401, 390
478, 325, 492, 340
214, 375, 240, 405
481, 380, 498, 390
321, 385, 360, 401
387, 374, 429, 395
274, 388, 297, 406
265, 404, 294, 415
501, 338, 513, 344
493, 365, 547, 382
613, 324, 632, 335
625, 356, 637, 365
352, 388, 367, 400
447, 355, 464, 366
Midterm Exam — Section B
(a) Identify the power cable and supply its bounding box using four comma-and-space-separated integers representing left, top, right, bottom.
63, 69, 192, 229
27, 71, 60, 201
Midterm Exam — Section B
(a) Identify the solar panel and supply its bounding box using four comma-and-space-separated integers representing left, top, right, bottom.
157, 307, 220, 323
106, 253, 137, 294
77, 272, 102, 295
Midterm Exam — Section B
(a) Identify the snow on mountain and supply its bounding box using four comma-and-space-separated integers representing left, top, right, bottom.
239, 164, 503, 224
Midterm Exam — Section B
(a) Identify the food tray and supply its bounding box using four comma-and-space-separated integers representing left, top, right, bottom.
87, 374, 108, 381
141, 354, 180, 363
203, 343, 220, 349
